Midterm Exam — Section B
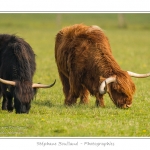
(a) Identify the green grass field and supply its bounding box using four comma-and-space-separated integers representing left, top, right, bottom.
0, 13, 150, 137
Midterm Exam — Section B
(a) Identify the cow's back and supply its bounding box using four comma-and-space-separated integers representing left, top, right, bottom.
0, 34, 36, 81
55, 24, 120, 79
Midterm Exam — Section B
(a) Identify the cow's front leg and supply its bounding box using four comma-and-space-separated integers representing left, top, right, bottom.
79, 85, 90, 104
2, 91, 13, 111
2, 94, 7, 110
95, 93, 105, 107
7, 91, 14, 112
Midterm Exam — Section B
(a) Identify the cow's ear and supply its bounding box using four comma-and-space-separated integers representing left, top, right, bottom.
111, 82, 119, 90
99, 76, 106, 83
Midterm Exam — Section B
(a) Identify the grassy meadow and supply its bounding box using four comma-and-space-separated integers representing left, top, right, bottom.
0, 13, 150, 137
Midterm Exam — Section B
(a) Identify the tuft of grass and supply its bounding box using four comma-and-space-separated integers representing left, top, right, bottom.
0, 13, 150, 137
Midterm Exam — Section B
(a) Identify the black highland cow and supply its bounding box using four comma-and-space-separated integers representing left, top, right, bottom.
0, 34, 56, 114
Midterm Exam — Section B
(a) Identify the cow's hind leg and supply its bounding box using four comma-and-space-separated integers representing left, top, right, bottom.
95, 93, 105, 107
58, 71, 70, 105
66, 91, 79, 106
65, 73, 81, 106
79, 85, 90, 104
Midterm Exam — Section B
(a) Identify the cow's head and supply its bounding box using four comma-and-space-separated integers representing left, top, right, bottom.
99, 71, 150, 108
0, 78, 56, 113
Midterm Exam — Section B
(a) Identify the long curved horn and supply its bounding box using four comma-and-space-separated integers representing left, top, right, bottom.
127, 71, 150, 78
32, 79, 56, 88
0, 78, 56, 88
0, 78, 16, 86
99, 76, 116, 94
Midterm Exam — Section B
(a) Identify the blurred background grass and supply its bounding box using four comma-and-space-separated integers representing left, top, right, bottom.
0, 13, 150, 137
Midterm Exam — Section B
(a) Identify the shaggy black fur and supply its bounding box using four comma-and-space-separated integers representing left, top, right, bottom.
0, 34, 37, 113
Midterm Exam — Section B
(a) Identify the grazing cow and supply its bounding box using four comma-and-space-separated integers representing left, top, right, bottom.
0, 34, 56, 114
55, 24, 150, 108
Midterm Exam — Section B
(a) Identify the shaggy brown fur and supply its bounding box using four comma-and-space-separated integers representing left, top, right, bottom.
55, 24, 135, 108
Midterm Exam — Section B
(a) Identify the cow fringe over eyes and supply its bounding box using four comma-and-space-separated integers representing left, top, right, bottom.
15, 81, 34, 103
114, 72, 136, 101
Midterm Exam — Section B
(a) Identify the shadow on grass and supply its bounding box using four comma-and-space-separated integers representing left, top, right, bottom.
33, 100, 54, 108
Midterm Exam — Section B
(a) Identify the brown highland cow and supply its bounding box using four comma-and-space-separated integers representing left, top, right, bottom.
55, 24, 150, 108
